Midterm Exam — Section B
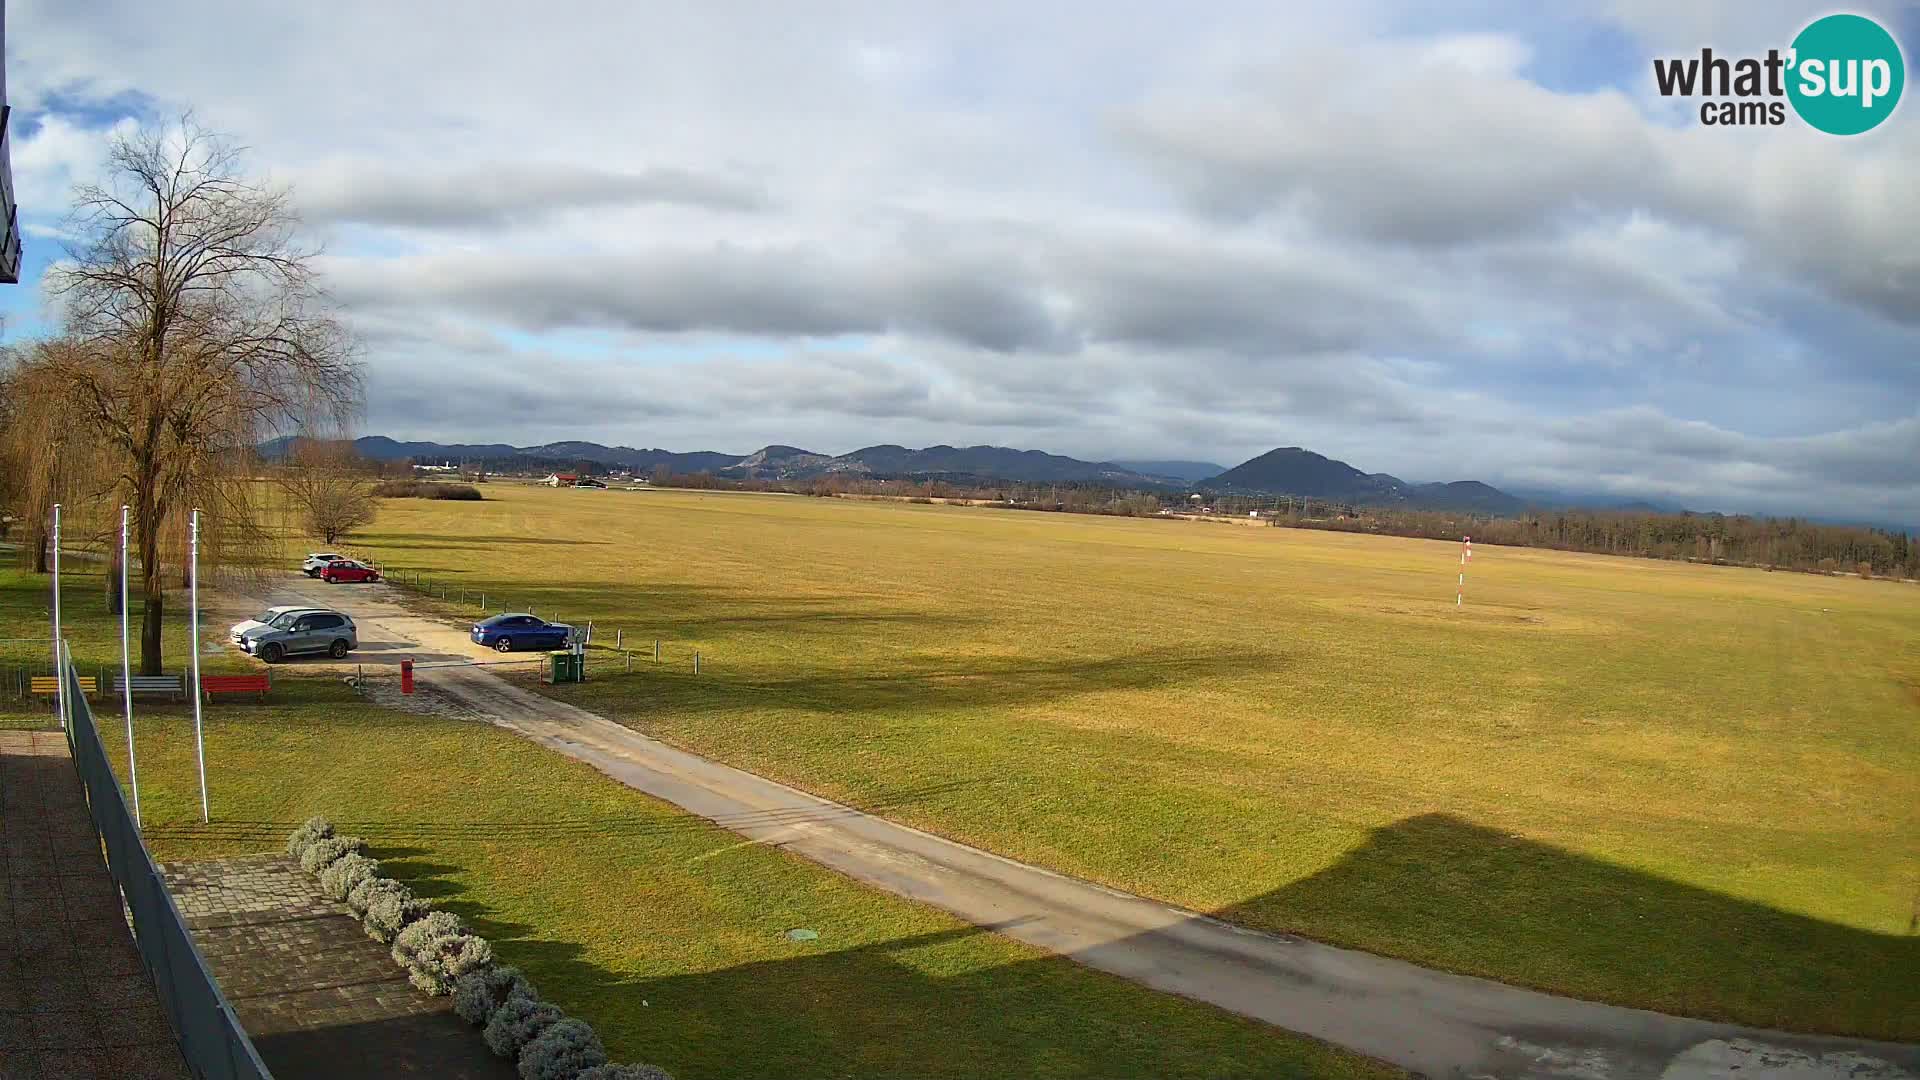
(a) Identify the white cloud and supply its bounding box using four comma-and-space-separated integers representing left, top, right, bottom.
5, 0, 1918, 523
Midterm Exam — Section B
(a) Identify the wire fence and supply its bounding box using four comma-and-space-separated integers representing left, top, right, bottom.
61, 653, 274, 1080
347, 559, 710, 680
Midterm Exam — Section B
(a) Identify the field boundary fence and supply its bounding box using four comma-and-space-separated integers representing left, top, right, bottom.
346, 560, 709, 680
59, 648, 274, 1080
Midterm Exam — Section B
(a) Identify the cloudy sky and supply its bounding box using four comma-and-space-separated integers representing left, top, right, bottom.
4, 1, 1917, 522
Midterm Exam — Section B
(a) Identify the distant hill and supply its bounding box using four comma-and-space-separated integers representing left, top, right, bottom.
260, 436, 744, 475
1202, 447, 1527, 514
723, 443, 1189, 487
1110, 460, 1226, 483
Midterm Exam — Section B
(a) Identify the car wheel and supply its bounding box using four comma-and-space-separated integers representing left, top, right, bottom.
494, 637, 513, 653
329, 639, 349, 659
261, 642, 284, 664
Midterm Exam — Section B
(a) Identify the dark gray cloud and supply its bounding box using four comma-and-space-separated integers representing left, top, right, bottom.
297, 162, 771, 227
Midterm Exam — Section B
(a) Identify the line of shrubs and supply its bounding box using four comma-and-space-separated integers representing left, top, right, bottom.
287, 816, 669, 1080
372, 479, 486, 500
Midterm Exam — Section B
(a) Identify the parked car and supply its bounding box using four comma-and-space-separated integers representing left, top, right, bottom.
470, 613, 573, 653
319, 558, 381, 584
301, 552, 344, 577
239, 609, 358, 663
229, 605, 324, 645
573, 478, 607, 489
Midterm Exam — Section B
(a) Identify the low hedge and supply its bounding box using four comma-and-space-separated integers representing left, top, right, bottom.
287, 819, 671, 1079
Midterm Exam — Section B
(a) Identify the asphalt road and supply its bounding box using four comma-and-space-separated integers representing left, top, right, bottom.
232, 574, 1920, 1080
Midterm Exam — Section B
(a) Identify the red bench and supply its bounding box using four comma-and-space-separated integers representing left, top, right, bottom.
201, 674, 271, 703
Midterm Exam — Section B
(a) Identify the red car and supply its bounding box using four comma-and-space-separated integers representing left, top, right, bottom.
319, 559, 381, 584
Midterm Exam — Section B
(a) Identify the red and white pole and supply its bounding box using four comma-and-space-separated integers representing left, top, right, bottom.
1456, 535, 1472, 607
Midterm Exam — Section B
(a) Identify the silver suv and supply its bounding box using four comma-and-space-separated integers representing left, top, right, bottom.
301, 552, 344, 577
239, 609, 358, 662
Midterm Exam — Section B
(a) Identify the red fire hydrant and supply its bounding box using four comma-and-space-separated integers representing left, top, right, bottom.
401, 658, 415, 695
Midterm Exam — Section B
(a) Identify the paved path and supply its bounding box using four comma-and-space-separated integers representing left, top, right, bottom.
160, 853, 514, 1080
0, 730, 190, 1080
238, 576, 1920, 1080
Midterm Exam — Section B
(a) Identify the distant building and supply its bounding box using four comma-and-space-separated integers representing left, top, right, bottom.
541, 473, 579, 487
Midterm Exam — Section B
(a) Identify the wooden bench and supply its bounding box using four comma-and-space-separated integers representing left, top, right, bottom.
31, 675, 98, 698
115, 674, 186, 702
200, 674, 271, 703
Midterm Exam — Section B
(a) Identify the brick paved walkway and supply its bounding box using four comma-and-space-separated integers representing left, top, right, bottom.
0, 730, 189, 1079
160, 854, 515, 1079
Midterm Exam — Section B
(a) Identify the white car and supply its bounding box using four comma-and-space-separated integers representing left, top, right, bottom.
230, 605, 324, 645
301, 552, 344, 577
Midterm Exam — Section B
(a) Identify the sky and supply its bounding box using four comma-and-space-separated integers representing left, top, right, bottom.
3, 1, 1917, 523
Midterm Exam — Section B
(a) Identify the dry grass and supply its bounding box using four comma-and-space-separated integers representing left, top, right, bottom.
330, 485, 1916, 1035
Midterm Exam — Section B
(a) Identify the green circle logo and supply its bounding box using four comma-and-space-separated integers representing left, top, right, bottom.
1787, 14, 1905, 135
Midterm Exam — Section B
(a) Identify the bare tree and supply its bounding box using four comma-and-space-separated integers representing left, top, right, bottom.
277, 437, 378, 545
43, 116, 362, 673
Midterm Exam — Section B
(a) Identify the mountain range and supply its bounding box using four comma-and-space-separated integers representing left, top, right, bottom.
1203, 447, 1528, 513
266, 435, 1535, 512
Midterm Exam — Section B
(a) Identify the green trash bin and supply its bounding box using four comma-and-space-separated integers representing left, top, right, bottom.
548, 650, 580, 684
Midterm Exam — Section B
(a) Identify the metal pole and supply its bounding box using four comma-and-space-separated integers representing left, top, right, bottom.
51, 504, 63, 730
119, 505, 141, 828
615, 628, 623, 650
694, 651, 701, 675
654, 639, 660, 662
190, 509, 209, 824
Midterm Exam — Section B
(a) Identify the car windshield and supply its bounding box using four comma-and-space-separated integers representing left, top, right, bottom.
267, 611, 305, 628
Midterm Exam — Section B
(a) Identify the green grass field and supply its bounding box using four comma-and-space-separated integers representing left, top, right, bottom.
340, 484, 1919, 1038
0, 567, 1393, 1079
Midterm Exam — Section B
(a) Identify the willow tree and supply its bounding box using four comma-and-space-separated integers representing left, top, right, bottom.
44, 117, 361, 673
0, 342, 118, 574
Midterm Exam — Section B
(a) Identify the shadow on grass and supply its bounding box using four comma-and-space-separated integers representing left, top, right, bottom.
1211, 812, 1920, 1042
299, 815, 1920, 1079
547, 644, 1292, 722
140, 779, 988, 849
385, 578, 988, 641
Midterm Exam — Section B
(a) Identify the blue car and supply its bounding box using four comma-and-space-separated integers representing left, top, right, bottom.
471, 613, 573, 653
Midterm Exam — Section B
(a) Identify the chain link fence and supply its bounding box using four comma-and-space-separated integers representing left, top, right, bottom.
62, 655, 274, 1080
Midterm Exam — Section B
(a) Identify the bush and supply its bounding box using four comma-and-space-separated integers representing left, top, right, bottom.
518, 1018, 608, 1080
483, 991, 562, 1060
299, 835, 365, 874
318, 853, 379, 902
577, 1067, 673, 1080
372, 479, 484, 500
406, 932, 493, 996
347, 875, 408, 917
285, 816, 335, 857
392, 910, 465, 964
363, 889, 433, 944
453, 966, 534, 1026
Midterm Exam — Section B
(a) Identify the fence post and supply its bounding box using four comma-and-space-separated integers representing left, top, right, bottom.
625, 651, 633, 674
654, 639, 660, 662
694, 651, 701, 675
615, 628, 623, 649
480, 593, 486, 611
586, 621, 594, 645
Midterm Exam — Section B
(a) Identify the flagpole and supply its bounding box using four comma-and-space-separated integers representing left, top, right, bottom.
51, 504, 63, 730
190, 509, 208, 823
120, 505, 141, 827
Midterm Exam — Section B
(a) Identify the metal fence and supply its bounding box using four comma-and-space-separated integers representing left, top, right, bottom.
61, 654, 274, 1080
